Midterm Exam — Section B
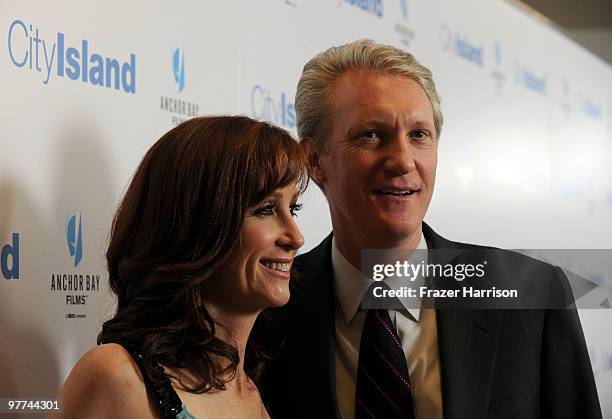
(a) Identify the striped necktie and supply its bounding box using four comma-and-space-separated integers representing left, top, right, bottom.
355, 309, 416, 419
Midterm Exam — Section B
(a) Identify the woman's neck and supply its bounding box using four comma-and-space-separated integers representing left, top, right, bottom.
205, 304, 261, 391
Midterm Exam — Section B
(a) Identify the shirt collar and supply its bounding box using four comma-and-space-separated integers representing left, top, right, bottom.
331, 234, 428, 325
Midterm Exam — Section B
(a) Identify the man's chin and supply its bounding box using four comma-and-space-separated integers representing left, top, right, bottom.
366, 219, 423, 247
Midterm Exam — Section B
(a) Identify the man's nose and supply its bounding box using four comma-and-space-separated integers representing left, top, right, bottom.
383, 135, 416, 175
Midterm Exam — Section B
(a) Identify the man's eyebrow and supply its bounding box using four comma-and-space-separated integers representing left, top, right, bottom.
346, 122, 382, 138
410, 119, 435, 128
349, 118, 391, 130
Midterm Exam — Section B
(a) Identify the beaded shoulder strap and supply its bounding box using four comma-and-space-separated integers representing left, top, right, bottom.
124, 346, 184, 419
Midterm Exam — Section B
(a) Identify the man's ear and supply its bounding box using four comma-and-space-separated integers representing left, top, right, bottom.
300, 138, 326, 185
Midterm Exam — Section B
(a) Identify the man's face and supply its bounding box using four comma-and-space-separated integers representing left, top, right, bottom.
316, 69, 438, 249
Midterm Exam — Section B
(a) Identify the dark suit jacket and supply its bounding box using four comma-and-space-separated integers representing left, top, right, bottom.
259, 223, 602, 419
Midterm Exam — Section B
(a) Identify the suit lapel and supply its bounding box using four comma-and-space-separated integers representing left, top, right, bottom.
423, 223, 501, 419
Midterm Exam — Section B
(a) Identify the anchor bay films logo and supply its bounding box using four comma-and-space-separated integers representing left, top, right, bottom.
160, 47, 200, 126
50, 211, 101, 318
561, 78, 572, 115
394, 0, 414, 47
490, 41, 507, 90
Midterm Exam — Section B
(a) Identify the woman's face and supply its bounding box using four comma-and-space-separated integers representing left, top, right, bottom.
205, 183, 305, 313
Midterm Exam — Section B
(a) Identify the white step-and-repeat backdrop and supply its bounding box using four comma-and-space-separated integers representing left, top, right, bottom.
2, 0, 611, 416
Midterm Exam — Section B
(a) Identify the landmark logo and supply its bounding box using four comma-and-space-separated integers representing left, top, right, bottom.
173, 47, 185, 93
66, 211, 83, 267
1, 233, 20, 280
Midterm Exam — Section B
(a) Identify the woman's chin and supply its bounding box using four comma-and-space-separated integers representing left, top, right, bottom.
264, 291, 291, 309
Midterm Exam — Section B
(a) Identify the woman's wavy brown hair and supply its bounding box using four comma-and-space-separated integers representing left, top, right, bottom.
98, 115, 308, 393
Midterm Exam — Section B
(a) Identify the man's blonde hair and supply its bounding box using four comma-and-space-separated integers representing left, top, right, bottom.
295, 39, 443, 151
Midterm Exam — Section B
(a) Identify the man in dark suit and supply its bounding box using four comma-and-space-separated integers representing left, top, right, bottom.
259, 39, 601, 419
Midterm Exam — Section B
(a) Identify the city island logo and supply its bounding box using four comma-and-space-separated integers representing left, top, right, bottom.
513, 61, 546, 95
160, 47, 200, 127
250, 84, 296, 131
66, 210, 83, 267
440, 24, 484, 67
1, 233, 20, 280
50, 211, 101, 316
342, 0, 383, 18
7, 19, 136, 94
581, 98, 602, 121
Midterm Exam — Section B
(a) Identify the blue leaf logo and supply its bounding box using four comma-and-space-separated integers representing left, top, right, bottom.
173, 48, 185, 93
66, 211, 83, 267
400, 0, 408, 19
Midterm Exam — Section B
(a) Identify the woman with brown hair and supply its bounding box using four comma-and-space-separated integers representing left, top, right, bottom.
53, 116, 306, 418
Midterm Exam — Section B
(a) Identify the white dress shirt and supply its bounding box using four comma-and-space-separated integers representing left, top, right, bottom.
332, 236, 444, 419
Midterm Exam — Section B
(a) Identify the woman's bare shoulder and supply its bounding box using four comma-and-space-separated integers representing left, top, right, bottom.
51, 343, 154, 418
66, 343, 143, 387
